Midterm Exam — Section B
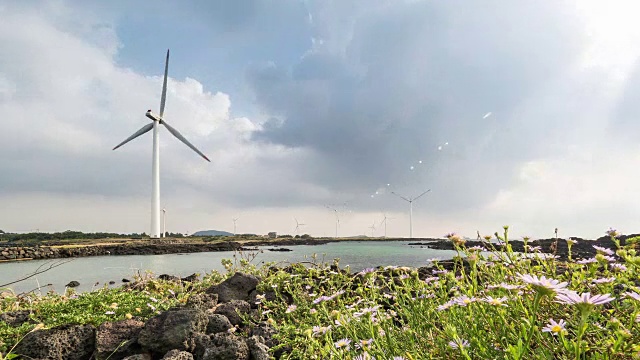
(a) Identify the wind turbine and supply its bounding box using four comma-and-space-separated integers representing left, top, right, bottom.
294, 218, 306, 235
390, 189, 431, 239
113, 49, 210, 239
161, 208, 167, 237
232, 218, 239, 236
325, 205, 340, 238
368, 221, 377, 237
379, 213, 395, 238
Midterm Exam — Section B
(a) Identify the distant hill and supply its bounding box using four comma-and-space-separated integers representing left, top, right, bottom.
192, 230, 234, 237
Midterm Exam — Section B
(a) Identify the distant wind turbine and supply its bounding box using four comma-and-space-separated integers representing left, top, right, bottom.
325, 205, 340, 238
391, 189, 431, 239
113, 49, 210, 238
368, 221, 377, 237
379, 213, 395, 238
232, 218, 239, 236
294, 218, 306, 235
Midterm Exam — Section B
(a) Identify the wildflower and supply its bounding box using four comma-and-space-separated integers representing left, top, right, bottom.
566, 238, 577, 245
555, 291, 615, 314
312, 325, 331, 336
305, 285, 311, 290
517, 273, 568, 296
334, 338, 351, 349
105, 311, 115, 315
527, 246, 542, 252
125, 313, 133, 319
541, 319, 567, 335
309, 308, 317, 314
168, 289, 175, 296
577, 258, 597, 264
392, 357, 406, 360
255, 294, 265, 304
483, 296, 509, 307
449, 339, 470, 349
593, 245, 615, 256
437, 301, 455, 311
149, 297, 158, 303
358, 268, 376, 276
398, 274, 410, 280
599, 255, 617, 262
606, 227, 620, 238
453, 295, 476, 306
623, 292, 640, 302
266, 318, 276, 326
356, 338, 374, 349
147, 303, 156, 311
285, 304, 297, 313
610, 263, 627, 271
378, 328, 386, 336
135, 307, 142, 312
423, 276, 439, 283
592, 277, 615, 284
432, 269, 448, 274
447, 233, 466, 246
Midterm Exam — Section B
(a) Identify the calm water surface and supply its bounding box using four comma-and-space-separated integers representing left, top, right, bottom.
0, 241, 457, 294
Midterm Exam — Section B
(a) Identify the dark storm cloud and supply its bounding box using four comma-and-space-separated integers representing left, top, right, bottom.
248, 0, 589, 212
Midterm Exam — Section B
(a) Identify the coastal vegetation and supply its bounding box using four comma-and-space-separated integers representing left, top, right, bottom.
1, 227, 639, 358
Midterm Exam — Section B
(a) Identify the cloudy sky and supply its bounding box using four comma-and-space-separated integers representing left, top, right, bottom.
2, 0, 640, 239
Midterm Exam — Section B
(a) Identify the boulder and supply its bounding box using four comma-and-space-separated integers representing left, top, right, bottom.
162, 349, 194, 360
205, 272, 260, 303
250, 323, 278, 348
66, 280, 80, 288
95, 319, 145, 360
13, 323, 95, 360
213, 300, 251, 326
246, 336, 270, 360
201, 333, 250, 360
0, 310, 35, 326
206, 314, 233, 334
158, 274, 181, 282
186, 293, 218, 311
138, 309, 207, 355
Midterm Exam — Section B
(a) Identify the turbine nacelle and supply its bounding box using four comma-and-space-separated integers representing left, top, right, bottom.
146, 110, 161, 122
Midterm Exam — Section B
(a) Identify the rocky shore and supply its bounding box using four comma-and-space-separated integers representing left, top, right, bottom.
0, 237, 436, 262
1, 272, 280, 360
418, 234, 638, 261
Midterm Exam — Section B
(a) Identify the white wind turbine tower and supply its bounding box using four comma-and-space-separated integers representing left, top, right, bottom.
294, 218, 306, 235
232, 218, 239, 236
113, 49, 210, 239
390, 189, 431, 239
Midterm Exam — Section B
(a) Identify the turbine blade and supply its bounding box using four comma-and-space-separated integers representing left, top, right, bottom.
160, 49, 169, 117
112, 123, 154, 150
414, 189, 432, 201
161, 120, 211, 162
391, 192, 410, 202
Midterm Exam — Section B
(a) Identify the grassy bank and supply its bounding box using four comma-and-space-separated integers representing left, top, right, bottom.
1, 227, 639, 359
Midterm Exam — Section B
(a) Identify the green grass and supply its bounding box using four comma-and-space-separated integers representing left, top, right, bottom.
1, 227, 640, 359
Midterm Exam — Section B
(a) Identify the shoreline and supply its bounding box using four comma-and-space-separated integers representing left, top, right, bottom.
0, 233, 633, 262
